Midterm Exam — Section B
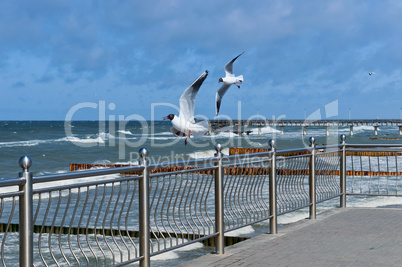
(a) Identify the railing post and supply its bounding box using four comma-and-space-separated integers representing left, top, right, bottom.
309, 137, 316, 220
214, 143, 225, 254
138, 148, 150, 267
340, 134, 347, 208
269, 139, 277, 234
19, 156, 33, 267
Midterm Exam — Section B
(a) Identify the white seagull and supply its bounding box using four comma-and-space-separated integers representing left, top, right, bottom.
215, 52, 244, 115
163, 71, 209, 145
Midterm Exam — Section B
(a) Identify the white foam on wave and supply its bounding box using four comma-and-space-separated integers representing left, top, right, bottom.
0, 139, 49, 148
61, 136, 105, 144
348, 196, 402, 208
117, 130, 134, 135
213, 131, 238, 138
349, 125, 378, 133
250, 126, 281, 134
226, 225, 255, 236
188, 147, 230, 159
151, 241, 204, 261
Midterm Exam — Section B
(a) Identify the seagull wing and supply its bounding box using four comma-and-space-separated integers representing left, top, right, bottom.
224, 52, 244, 77
215, 83, 231, 115
179, 71, 208, 123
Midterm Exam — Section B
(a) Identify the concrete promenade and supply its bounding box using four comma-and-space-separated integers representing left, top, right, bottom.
178, 207, 402, 267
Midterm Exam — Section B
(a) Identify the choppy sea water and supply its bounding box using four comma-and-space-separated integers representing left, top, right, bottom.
2, 121, 402, 266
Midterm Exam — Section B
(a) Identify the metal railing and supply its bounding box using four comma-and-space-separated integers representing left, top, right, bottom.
1, 135, 402, 266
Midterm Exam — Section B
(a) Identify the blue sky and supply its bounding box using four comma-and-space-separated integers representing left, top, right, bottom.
1, 0, 402, 121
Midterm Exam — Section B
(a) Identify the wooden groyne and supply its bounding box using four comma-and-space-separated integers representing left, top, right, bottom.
69, 163, 207, 175
69, 147, 402, 177
69, 163, 402, 177
229, 147, 402, 157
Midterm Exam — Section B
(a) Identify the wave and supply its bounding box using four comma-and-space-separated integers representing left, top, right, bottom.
61, 136, 105, 144
151, 241, 204, 261
226, 225, 255, 236
188, 147, 230, 159
116, 130, 134, 135
0, 139, 49, 148
250, 126, 281, 134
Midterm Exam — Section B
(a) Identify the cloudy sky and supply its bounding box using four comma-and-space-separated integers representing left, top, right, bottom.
1, 0, 402, 121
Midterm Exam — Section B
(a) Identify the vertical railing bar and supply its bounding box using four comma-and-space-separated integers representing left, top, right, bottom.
188, 173, 199, 239
351, 149, 355, 194
68, 188, 81, 266
368, 153, 372, 194
117, 180, 131, 260
138, 148, 150, 267
86, 185, 99, 265
395, 153, 399, 194
244, 167, 256, 221
195, 172, 206, 236
102, 183, 115, 264
2, 196, 16, 267
18, 156, 33, 267
94, 185, 107, 266
149, 175, 160, 252
77, 187, 90, 265
377, 152, 381, 194
58, 189, 72, 266
248, 166, 261, 220
185, 174, 197, 240
385, 154, 390, 194
109, 182, 123, 262
38, 192, 51, 267
340, 135, 347, 207
205, 173, 215, 234
214, 144, 225, 254
125, 180, 138, 258
225, 168, 237, 229
172, 173, 184, 245
233, 168, 243, 226
166, 173, 179, 245
205, 174, 215, 234
359, 152, 363, 193
309, 137, 316, 220
269, 140, 277, 234
238, 167, 250, 224
0, 198, 5, 266
157, 175, 168, 249
48, 191, 62, 267
177, 172, 190, 240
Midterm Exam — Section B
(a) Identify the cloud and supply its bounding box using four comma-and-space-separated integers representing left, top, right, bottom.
1, 0, 402, 119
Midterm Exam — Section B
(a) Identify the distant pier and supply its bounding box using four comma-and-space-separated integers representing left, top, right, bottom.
207, 119, 402, 136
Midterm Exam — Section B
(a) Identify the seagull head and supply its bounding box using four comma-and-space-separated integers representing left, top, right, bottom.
163, 114, 175, 121
218, 78, 223, 83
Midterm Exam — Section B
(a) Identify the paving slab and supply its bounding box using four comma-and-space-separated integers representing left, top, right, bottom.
177, 207, 402, 267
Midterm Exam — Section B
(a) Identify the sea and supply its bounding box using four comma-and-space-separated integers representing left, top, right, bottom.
2, 120, 402, 266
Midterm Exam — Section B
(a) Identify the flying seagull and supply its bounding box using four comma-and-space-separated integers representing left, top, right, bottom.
369, 72, 375, 75
215, 52, 244, 115
163, 71, 209, 145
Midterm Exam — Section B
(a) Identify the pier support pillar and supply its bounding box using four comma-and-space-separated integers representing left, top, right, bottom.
399, 126, 402, 135
350, 125, 353, 136
302, 126, 306, 136
374, 126, 378, 136
281, 126, 284, 135
258, 125, 262, 136
326, 126, 329, 136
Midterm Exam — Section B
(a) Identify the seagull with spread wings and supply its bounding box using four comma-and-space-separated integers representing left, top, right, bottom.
215, 52, 244, 115
163, 71, 209, 145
